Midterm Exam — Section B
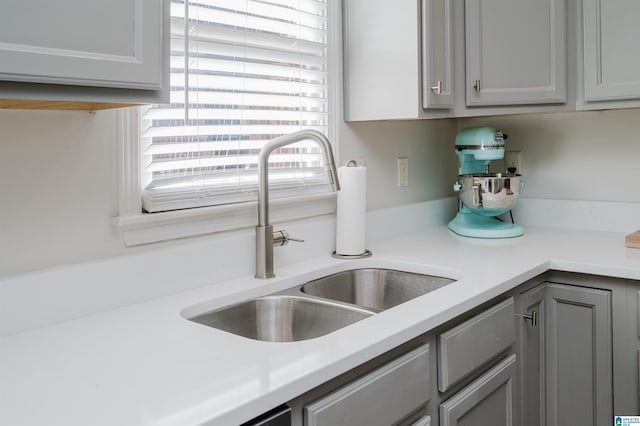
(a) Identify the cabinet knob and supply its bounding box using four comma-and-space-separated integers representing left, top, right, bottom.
430, 81, 442, 95
517, 311, 537, 326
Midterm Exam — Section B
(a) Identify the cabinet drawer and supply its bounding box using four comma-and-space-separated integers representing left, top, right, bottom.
305, 344, 430, 426
438, 298, 515, 392
439, 354, 517, 426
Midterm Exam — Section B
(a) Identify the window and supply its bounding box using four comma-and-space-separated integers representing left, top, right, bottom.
140, 0, 332, 213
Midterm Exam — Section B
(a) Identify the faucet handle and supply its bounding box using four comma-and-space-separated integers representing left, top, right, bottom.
273, 230, 304, 246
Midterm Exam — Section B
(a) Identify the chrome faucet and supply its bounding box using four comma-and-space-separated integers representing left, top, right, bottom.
256, 129, 341, 279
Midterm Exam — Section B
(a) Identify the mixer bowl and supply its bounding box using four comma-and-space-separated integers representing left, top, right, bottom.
458, 173, 521, 216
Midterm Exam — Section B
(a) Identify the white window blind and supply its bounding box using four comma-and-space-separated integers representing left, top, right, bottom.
141, 0, 330, 213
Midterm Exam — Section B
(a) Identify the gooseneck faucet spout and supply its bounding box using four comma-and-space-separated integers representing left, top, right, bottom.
256, 129, 341, 279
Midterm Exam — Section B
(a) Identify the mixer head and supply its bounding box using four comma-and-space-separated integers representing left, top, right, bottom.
455, 127, 507, 175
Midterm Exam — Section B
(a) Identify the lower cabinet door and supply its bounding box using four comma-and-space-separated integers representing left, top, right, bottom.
439, 354, 517, 426
519, 283, 612, 426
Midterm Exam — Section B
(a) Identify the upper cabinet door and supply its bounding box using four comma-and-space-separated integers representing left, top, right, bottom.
0, 0, 163, 91
421, 0, 454, 109
343, 0, 454, 121
583, 0, 640, 101
465, 0, 567, 106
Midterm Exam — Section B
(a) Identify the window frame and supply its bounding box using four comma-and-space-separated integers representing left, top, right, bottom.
116, 0, 342, 247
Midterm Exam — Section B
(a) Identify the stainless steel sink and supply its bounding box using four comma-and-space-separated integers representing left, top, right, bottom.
185, 268, 455, 342
301, 269, 455, 312
188, 295, 373, 342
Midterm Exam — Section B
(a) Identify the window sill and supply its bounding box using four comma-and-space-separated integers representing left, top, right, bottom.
116, 192, 337, 247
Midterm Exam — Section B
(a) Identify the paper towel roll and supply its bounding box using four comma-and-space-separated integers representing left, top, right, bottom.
336, 164, 367, 255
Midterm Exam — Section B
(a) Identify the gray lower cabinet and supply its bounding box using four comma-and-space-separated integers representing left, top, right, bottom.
304, 344, 431, 426
439, 354, 517, 426
616, 284, 640, 415
437, 297, 518, 426
438, 298, 515, 392
283, 274, 634, 426
518, 282, 613, 426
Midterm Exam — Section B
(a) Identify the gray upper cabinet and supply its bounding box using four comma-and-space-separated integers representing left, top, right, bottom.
343, 0, 454, 120
0, 0, 168, 107
583, 0, 640, 101
464, 0, 567, 106
422, 0, 454, 110
344, 0, 640, 119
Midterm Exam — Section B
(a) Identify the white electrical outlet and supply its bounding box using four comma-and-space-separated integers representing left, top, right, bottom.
397, 157, 409, 187
504, 151, 523, 173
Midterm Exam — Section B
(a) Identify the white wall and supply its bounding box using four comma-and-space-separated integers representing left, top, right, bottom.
0, 110, 459, 279
339, 119, 458, 210
0, 110, 125, 278
459, 109, 640, 202
5, 106, 637, 280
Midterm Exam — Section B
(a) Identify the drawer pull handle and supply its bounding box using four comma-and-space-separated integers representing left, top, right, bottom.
517, 311, 537, 326
411, 415, 431, 426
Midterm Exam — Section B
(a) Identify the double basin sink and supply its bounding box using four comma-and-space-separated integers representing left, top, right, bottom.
185, 269, 455, 342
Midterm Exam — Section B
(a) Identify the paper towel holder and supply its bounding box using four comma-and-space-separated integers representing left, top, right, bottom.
332, 159, 371, 259
332, 249, 372, 259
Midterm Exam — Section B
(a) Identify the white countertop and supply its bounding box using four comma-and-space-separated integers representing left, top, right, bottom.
2, 225, 640, 426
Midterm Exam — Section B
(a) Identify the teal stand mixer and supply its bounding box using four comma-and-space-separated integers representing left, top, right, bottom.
448, 127, 524, 238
